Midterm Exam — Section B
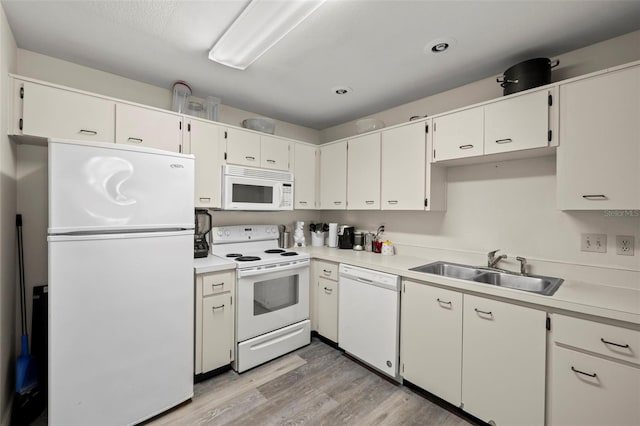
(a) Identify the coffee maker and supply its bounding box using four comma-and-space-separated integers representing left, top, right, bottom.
194, 209, 212, 258
338, 225, 355, 249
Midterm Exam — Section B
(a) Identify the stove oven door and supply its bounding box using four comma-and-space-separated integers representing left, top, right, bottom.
236, 260, 309, 342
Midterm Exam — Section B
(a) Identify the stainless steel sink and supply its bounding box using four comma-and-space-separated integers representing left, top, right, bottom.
410, 261, 564, 296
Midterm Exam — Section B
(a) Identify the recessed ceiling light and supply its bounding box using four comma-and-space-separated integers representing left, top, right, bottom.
425, 37, 457, 55
332, 86, 353, 95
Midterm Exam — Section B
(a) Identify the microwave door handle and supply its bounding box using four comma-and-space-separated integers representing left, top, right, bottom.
279, 184, 284, 207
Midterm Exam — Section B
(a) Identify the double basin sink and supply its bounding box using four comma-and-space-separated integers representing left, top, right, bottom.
409, 261, 564, 296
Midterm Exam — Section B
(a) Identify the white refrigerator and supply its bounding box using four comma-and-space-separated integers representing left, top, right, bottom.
47, 139, 195, 425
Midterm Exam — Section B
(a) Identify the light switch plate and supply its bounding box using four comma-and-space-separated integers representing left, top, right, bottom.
581, 233, 607, 253
616, 235, 635, 256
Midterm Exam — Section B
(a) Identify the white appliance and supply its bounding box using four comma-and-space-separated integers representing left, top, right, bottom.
222, 165, 293, 211
210, 225, 310, 372
47, 139, 195, 426
338, 264, 401, 381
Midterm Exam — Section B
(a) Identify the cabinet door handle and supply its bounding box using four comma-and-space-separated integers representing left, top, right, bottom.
474, 308, 493, 317
601, 338, 630, 349
127, 137, 143, 143
495, 138, 512, 144
212, 304, 225, 311
245, 156, 255, 161
334, 201, 342, 205
199, 197, 211, 202
437, 298, 452, 306
459, 144, 474, 150
211, 282, 224, 288
299, 201, 308, 204
322, 269, 331, 274
266, 159, 276, 163
571, 366, 597, 378
365, 200, 375, 205
323, 287, 333, 294
79, 129, 97, 135
582, 194, 608, 200
387, 200, 398, 204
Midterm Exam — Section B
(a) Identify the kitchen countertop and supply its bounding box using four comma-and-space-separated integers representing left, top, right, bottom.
193, 255, 236, 274
302, 246, 640, 326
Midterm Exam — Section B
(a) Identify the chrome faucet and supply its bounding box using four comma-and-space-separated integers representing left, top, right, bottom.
487, 249, 507, 268
516, 256, 527, 275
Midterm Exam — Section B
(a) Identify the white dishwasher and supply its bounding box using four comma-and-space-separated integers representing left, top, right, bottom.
338, 264, 401, 381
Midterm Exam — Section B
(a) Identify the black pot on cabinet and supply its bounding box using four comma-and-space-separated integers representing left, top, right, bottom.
497, 58, 559, 95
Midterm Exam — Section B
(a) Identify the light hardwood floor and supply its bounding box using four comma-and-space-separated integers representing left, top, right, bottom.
149, 338, 475, 425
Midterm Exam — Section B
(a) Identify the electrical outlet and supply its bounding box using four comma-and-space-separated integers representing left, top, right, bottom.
581, 233, 607, 253
616, 235, 635, 256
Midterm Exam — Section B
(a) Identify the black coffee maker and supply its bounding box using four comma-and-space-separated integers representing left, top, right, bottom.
338, 226, 355, 249
194, 209, 212, 258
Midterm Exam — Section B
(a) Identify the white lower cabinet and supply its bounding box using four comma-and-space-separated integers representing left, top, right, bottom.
316, 277, 338, 343
401, 280, 462, 406
462, 294, 546, 425
548, 313, 640, 426
194, 270, 235, 375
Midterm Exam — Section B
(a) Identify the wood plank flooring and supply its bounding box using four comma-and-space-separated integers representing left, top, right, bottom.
150, 338, 475, 425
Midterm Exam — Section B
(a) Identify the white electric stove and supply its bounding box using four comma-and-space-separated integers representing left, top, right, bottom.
211, 225, 310, 372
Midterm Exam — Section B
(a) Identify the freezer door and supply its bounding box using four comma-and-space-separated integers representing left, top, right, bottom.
49, 139, 194, 233
48, 231, 193, 426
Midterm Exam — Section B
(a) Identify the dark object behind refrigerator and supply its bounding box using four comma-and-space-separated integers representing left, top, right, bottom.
497, 58, 559, 95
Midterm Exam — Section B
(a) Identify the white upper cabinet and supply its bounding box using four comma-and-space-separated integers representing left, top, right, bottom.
381, 121, 426, 210
18, 80, 115, 143
224, 127, 261, 167
347, 133, 381, 210
319, 141, 347, 209
293, 143, 318, 209
186, 119, 225, 209
260, 135, 290, 171
115, 103, 184, 153
432, 107, 484, 161
557, 65, 640, 210
484, 89, 553, 155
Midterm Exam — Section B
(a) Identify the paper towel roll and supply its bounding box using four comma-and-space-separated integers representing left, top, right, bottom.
328, 223, 338, 248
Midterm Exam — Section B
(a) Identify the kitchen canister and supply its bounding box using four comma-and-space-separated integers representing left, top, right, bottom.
327, 223, 338, 248
311, 231, 325, 247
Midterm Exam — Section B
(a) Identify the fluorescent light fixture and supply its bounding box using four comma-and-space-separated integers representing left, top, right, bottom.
209, 0, 326, 70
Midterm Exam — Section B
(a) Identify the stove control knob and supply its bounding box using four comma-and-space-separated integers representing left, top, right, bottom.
225, 230, 231, 236
270, 226, 276, 233
216, 230, 223, 236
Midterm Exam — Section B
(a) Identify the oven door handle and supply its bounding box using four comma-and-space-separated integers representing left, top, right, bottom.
237, 261, 309, 278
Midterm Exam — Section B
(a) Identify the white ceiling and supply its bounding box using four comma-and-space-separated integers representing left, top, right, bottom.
3, 0, 640, 129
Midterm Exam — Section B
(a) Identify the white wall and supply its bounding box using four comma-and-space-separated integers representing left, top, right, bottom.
321, 30, 640, 142
16, 49, 321, 144
0, 3, 17, 424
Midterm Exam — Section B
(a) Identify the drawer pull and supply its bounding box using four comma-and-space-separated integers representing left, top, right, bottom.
212, 304, 225, 311
495, 138, 512, 144
571, 366, 597, 378
387, 200, 399, 204
199, 197, 211, 202
299, 201, 307, 204
323, 269, 331, 274
365, 200, 375, 205
334, 201, 342, 205
245, 156, 255, 161
127, 137, 143, 143
474, 308, 493, 317
324, 287, 333, 294
459, 144, 474, 150
582, 194, 607, 200
266, 159, 276, 163
79, 129, 97, 135
211, 282, 224, 288
601, 338, 630, 349
437, 298, 452, 305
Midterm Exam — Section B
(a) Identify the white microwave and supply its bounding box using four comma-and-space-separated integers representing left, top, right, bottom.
222, 165, 294, 211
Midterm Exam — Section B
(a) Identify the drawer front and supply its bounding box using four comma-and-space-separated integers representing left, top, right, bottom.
553, 314, 640, 365
549, 346, 640, 426
315, 260, 338, 281
202, 271, 234, 296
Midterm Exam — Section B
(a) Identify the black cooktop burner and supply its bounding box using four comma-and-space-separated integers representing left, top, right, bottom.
265, 249, 286, 254
235, 256, 261, 262
226, 253, 243, 258
281, 252, 298, 256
